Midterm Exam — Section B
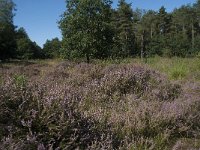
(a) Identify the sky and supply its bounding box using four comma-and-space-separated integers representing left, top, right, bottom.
13, 0, 197, 47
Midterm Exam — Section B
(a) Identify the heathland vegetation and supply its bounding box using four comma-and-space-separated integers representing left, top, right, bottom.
0, 0, 200, 149
1, 0, 200, 61
0, 58, 200, 149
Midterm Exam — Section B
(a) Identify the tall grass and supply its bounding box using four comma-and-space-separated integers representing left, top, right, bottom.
145, 57, 200, 81
95, 56, 200, 81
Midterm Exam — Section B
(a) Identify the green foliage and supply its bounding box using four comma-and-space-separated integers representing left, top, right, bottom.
146, 57, 200, 81
168, 63, 189, 80
0, 2, 43, 61
0, 0, 15, 23
112, 0, 135, 57
197, 52, 200, 58
16, 38, 34, 59
59, 0, 113, 63
147, 35, 164, 56
0, 9, 16, 60
16, 27, 43, 59
169, 67, 187, 80
43, 38, 61, 58
194, 35, 200, 55
158, 6, 172, 35
0, 22, 16, 60
13, 74, 27, 88
57, 0, 200, 60
0, 0, 16, 61
2, 0, 200, 61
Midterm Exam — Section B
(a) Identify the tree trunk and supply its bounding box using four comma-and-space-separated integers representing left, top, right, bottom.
175, 24, 177, 34
141, 32, 144, 60
150, 25, 153, 39
192, 22, 195, 49
199, 20, 200, 28
183, 24, 186, 34
86, 53, 90, 64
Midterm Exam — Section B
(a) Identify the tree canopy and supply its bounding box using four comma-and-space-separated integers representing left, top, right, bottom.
43, 38, 61, 58
59, 0, 113, 63
0, 0, 16, 60
59, 0, 200, 61
1, 0, 200, 61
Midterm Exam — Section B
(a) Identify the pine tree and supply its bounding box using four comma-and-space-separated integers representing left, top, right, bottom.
157, 6, 171, 35
114, 0, 135, 57
137, 10, 157, 58
194, 0, 200, 28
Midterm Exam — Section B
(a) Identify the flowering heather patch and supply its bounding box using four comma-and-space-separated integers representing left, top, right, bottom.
0, 61, 200, 149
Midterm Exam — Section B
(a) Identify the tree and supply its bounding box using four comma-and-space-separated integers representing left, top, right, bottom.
0, 0, 15, 23
0, 0, 16, 61
157, 6, 172, 35
59, 0, 113, 63
169, 32, 190, 57
172, 7, 188, 34
135, 10, 157, 58
113, 0, 135, 57
16, 27, 43, 59
194, 0, 200, 28
16, 27, 28, 39
143, 10, 157, 39
186, 5, 197, 50
58, 0, 200, 59
16, 38, 34, 59
43, 38, 61, 58
147, 6, 173, 56
172, 5, 197, 55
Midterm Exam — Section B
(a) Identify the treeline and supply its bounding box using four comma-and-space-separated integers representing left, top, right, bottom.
59, 0, 200, 62
1, 0, 200, 62
0, 0, 44, 60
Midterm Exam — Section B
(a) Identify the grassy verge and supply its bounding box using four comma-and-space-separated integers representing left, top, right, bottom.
94, 56, 200, 81
145, 56, 200, 81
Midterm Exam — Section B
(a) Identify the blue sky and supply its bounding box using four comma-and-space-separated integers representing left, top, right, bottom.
13, 0, 196, 47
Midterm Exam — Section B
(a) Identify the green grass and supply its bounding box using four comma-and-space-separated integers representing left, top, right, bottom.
144, 57, 200, 81
1, 57, 199, 81
13, 74, 27, 88
94, 56, 200, 81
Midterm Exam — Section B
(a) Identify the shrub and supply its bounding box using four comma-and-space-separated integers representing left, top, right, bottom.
0, 60, 199, 149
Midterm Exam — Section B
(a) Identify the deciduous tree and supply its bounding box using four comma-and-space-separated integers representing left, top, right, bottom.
59, 0, 113, 63
0, 0, 16, 60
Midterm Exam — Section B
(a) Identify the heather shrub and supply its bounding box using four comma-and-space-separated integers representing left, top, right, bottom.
85, 64, 181, 103
0, 60, 200, 149
154, 83, 182, 101
0, 79, 107, 149
0, 75, 3, 85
